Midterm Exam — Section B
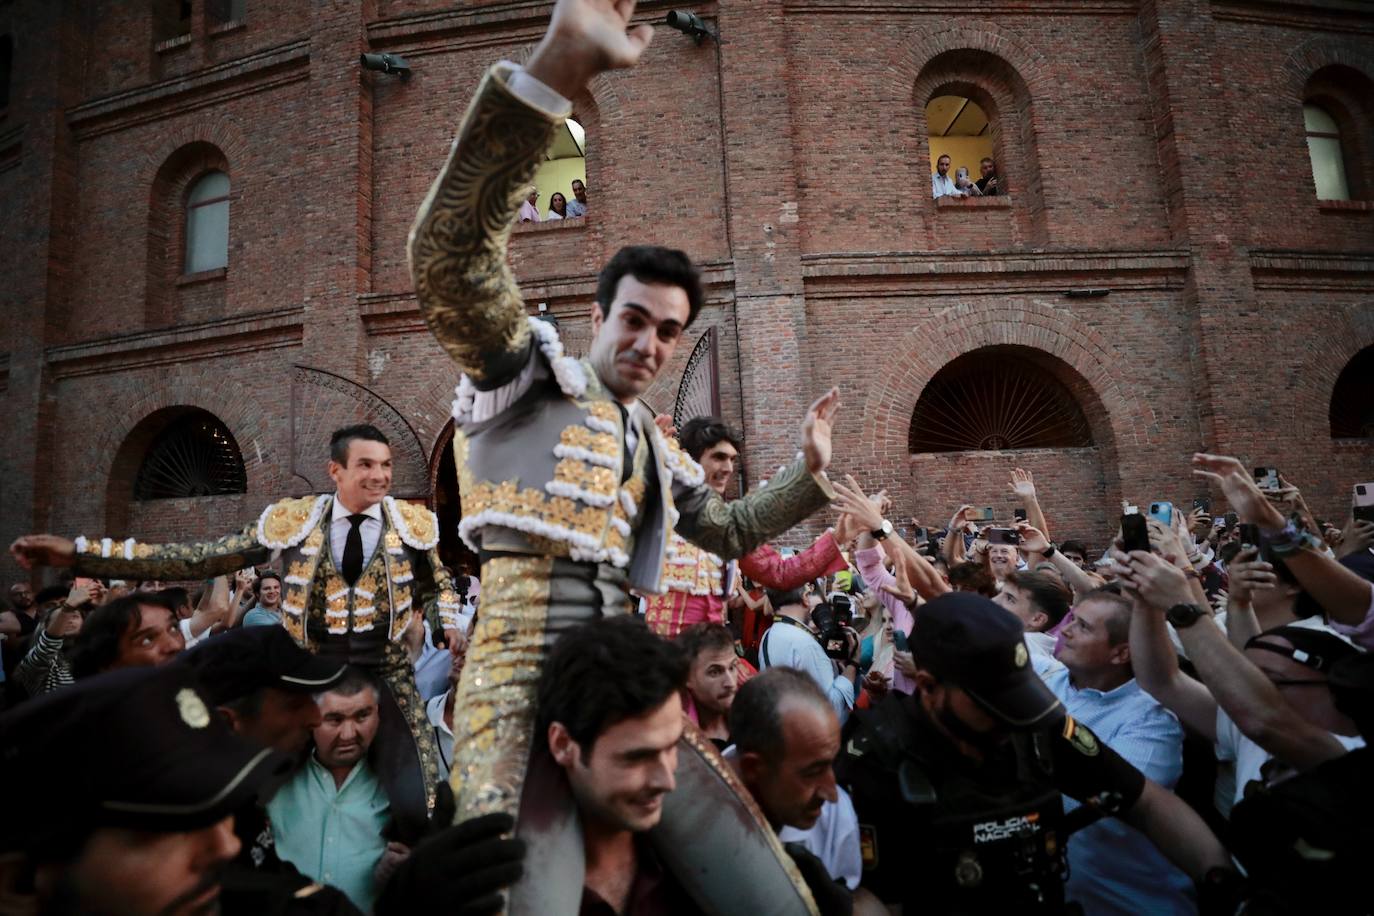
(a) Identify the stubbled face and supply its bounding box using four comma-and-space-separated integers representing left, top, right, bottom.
329, 439, 392, 511
52, 818, 240, 916
994, 582, 1048, 632
572, 181, 587, 203
587, 277, 690, 403
744, 700, 840, 831
686, 645, 739, 717
115, 605, 185, 670
234, 687, 322, 756
10, 584, 33, 610
257, 578, 281, 609
699, 439, 739, 495
988, 544, 1018, 575
554, 694, 682, 834
937, 155, 951, 175
1062, 550, 1087, 570
980, 160, 995, 178
1053, 599, 1124, 675
314, 689, 380, 770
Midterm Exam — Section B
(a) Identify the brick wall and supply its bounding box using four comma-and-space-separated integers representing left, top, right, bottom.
1, 1, 1371, 582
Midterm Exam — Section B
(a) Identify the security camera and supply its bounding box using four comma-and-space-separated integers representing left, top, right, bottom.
360, 52, 411, 79
665, 10, 715, 45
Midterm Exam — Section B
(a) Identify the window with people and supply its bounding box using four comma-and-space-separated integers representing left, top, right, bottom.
517, 117, 589, 225
926, 95, 1003, 200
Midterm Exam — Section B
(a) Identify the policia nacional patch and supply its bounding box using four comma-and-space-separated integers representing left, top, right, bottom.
1062, 715, 1099, 756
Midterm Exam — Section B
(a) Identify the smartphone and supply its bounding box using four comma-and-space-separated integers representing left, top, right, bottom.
1192, 497, 1211, 515
966, 507, 996, 522
985, 527, 1022, 546
1014, 508, 1028, 522
1254, 467, 1281, 490
1238, 524, 1260, 548
892, 630, 909, 652
1148, 501, 1175, 527
1121, 513, 1151, 554
913, 526, 929, 545
1355, 483, 1374, 524
1124, 504, 1140, 515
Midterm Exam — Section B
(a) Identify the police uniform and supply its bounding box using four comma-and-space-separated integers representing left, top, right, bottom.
836, 592, 1146, 914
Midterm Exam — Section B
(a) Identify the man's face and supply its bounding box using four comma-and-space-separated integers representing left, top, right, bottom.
114, 605, 185, 670
587, 277, 690, 403
917, 674, 1010, 759
743, 700, 840, 831
980, 160, 995, 178
686, 645, 739, 717
553, 693, 682, 834
699, 439, 739, 495
937, 155, 951, 175
232, 687, 322, 757
328, 439, 392, 511
1053, 599, 1125, 675
54, 817, 239, 916
257, 578, 281, 609
988, 544, 1018, 574
314, 689, 380, 770
10, 583, 33, 610
572, 181, 587, 203
993, 582, 1047, 632
1061, 549, 1087, 570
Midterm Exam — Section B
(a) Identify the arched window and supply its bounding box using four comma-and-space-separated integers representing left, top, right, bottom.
1305, 103, 1351, 201
926, 95, 996, 195
185, 170, 229, 273
910, 347, 1094, 453
527, 117, 587, 222
133, 409, 247, 500
1330, 344, 1374, 439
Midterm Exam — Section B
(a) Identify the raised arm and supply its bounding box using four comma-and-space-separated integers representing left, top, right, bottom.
738, 532, 847, 591
11, 529, 270, 582
1008, 468, 1050, 538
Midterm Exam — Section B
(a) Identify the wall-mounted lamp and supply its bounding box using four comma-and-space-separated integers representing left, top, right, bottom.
361, 53, 411, 80
665, 10, 716, 45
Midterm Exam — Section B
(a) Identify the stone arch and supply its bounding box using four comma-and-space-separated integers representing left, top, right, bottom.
896, 24, 1050, 244
146, 140, 232, 327
1281, 41, 1374, 201
1283, 302, 1374, 442
1279, 39, 1374, 105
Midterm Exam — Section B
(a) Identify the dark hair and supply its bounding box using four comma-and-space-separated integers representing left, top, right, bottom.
980, 157, 995, 166
765, 587, 807, 610
34, 585, 68, 606
678, 417, 743, 463
1005, 570, 1071, 628
330, 424, 390, 466
948, 561, 996, 597
595, 246, 704, 328
1059, 539, 1088, 558
1076, 586, 1133, 646
323, 665, 380, 701
678, 623, 736, 664
158, 587, 191, 614
70, 593, 165, 679
1218, 541, 1243, 565
729, 667, 831, 764
537, 616, 687, 755
255, 570, 282, 595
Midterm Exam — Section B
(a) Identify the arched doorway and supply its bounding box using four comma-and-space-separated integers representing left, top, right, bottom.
430, 420, 479, 577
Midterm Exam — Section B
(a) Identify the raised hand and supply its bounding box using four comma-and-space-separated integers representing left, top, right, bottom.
832, 475, 884, 532
1008, 467, 1037, 501
1226, 547, 1276, 606
800, 387, 841, 475
1014, 522, 1050, 555
880, 558, 917, 607
1191, 454, 1285, 529
526, 0, 656, 100
9, 535, 77, 570
1118, 548, 1197, 611
653, 413, 677, 440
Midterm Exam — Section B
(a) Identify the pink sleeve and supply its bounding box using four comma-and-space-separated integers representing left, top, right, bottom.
855, 546, 910, 633
1329, 581, 1374, 651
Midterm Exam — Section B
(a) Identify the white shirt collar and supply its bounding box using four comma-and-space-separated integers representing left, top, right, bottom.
331, 495, 384, 523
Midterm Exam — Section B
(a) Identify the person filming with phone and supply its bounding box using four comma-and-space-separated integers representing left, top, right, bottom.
757, 586, 862, 726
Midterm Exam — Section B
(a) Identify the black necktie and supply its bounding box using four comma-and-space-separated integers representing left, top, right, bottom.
342, 514, 366, 585
616, 403, 633, 483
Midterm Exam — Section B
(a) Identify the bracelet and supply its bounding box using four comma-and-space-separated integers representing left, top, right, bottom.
1268, 513, 1324, 557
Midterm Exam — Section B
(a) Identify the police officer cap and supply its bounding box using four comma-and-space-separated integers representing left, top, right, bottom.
0, 663, 292, 858
910, 591, 1061, 727
181, 624, 346, 706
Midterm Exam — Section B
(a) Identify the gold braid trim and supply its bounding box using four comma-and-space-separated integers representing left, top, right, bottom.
407, 64, 562, 381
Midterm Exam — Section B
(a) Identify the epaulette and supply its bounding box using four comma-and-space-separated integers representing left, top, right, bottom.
256, 495, 331, 550
384, 495, 440, 550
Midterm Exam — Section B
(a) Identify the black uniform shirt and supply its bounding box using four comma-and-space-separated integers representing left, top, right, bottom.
837, 692, 1146, 912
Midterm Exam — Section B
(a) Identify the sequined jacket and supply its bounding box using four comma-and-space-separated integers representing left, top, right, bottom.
407, 63, 833, 592
72, 496, 462, 651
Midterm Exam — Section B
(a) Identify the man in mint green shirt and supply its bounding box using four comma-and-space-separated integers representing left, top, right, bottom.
268, 668, 402, 912
242, 571, 284, 627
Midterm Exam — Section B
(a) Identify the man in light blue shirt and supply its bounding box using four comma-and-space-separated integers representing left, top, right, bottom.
268, 668, 397, 912
931, 154, 964, 199
242, 571, 284, 628
757, 587, 859, 725
1030, 587, 1196, 915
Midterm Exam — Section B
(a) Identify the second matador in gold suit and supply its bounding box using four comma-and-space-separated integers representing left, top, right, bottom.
407, 62, 834, 915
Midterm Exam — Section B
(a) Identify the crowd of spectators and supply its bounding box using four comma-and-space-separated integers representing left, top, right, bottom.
932, 154, 1002, 199
518, 177, 590, 223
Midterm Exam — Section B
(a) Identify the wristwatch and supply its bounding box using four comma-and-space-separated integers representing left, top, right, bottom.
872, 519, 893, 541
1043, 542, 1058, 559
1165, 603, 1207, 629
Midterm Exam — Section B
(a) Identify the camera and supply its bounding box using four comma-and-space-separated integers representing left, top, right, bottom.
812, 596, 853, 661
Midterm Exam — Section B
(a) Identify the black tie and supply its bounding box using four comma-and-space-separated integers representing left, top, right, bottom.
616, 403, 633, 483
342, 514, 366, 585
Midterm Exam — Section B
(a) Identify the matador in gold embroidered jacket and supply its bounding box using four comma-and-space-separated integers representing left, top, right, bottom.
65, 494, 461, 842
407, 61, 829, 914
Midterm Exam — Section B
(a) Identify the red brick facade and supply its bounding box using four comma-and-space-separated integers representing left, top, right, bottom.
2, 1, 1371, 579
